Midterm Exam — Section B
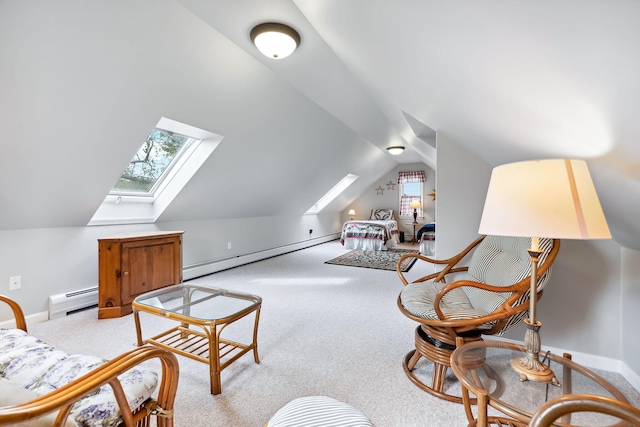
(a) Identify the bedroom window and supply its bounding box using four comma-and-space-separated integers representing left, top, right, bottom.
398, 171, 425, 219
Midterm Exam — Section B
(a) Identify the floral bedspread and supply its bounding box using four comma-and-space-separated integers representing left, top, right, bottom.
0, 327, 158, 427
340, 220, 399, 245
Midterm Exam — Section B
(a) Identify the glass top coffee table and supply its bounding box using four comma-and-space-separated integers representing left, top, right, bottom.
132, 283, 262, 395
450, 340, 633, 427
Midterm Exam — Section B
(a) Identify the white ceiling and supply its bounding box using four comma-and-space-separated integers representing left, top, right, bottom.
2, 1, 639, 250
179, 0, 640, 249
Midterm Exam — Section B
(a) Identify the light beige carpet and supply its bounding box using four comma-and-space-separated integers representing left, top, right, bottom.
29, 240, 640, 426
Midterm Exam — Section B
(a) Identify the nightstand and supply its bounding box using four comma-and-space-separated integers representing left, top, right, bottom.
406, 222, 424, 244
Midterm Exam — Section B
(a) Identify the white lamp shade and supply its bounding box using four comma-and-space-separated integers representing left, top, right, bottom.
251, 23, 300, 59
479, 159, 610, 240
348, 209, 356, 216
410, 200, 422, 209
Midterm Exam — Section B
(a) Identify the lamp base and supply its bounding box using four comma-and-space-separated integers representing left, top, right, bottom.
511, 319, 561, 386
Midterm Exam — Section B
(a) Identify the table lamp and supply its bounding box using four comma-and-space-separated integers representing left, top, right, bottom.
478, 159, 610, 384
410, 200, 422, 223
348, 209, 356, 220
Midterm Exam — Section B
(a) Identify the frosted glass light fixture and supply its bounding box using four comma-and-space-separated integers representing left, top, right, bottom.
251, 23, 300, 59
387, 146, 405, 155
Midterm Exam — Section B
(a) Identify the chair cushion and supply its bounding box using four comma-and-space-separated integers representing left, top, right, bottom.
400, 281, 494, 327
266, 396, 374, 427
0, 328, 158, 427
0, 378, 78, 427
464, 235, 535, 314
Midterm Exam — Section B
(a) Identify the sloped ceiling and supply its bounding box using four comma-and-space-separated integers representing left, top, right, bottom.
289, 0, 640, 250
2, 0, 639, 251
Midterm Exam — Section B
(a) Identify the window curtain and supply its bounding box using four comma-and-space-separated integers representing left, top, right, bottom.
400, 195, 422, 217
398, 171, 425, 217
397, 171, 425, 184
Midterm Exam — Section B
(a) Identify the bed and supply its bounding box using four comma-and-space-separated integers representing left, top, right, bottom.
340, 208, 400, 251
417, 222, 436, 255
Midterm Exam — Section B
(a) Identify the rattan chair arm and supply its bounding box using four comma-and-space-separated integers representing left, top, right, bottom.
429, 307, 523, 330
426, 279, 531, 329
396, 253, 454, 285
0, 345, 180, 427
529, 394, 640, 427
396, 235, 486, 285
0, 294, 27, 332
432, 279, 523, 318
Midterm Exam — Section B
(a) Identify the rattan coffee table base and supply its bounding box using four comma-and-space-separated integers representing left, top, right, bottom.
133, 284, 262, 395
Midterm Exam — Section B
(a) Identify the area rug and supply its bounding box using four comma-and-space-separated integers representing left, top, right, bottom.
325, 248, 419, 272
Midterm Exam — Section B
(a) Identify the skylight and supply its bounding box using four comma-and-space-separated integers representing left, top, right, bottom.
88, 118, 223, 226
111, 129, 196, 196
305, 174, 358, 214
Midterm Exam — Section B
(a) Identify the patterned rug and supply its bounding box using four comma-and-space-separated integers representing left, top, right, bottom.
325, 248, 419, 272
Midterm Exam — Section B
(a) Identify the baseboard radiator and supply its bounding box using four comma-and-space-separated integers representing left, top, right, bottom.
48, 286, 99, 320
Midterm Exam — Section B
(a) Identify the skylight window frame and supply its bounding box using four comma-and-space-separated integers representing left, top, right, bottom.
305, 173, 359, 215
109, 130, 200, 202
88, 117, 223, 226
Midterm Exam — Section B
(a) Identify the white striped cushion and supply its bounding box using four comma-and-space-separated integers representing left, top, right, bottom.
466, 236, 554, 333
400, 281, 494, 328
266, 396, 374, 427
464, 235, 532, 314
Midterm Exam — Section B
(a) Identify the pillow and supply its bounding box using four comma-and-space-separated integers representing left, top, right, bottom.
370, 209, 394, 220
0, 378, 78, 427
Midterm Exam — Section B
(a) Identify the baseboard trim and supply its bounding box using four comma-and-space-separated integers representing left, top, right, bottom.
183, 233, 341, 280
0, 310, 49, 329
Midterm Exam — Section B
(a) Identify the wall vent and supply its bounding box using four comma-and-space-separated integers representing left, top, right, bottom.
48, 286, 98, 320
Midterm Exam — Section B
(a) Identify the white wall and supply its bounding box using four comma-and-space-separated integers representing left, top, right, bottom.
504, 239, 623, 358
622, 247, 640, 375
0, 213, 341, 319
435, 132, 492, 258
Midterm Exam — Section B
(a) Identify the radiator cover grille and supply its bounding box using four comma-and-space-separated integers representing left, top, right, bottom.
48, 286, 98, 320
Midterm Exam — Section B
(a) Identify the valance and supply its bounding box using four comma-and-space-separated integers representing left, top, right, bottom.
397, 171, 425, 184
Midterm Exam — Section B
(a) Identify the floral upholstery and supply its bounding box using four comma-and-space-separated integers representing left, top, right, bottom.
0, 327, 158, 427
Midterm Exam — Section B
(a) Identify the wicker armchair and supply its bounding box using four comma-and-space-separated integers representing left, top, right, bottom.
529, 394, 640, 427
0, 295, 180, 427
396, 235, 560, 403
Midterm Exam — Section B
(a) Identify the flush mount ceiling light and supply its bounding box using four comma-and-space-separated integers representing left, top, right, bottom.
387, 146, 405, 155
250, 22, 301, 59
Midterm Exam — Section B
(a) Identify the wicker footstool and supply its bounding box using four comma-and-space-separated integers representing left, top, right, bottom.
266, 396, 374, 427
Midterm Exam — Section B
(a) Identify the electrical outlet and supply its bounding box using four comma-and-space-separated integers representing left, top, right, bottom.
227, 242, 232, 250
9, 276, 21, 290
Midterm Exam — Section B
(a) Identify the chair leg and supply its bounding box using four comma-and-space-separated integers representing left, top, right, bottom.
406, 347, 423, 370
432, 363, 448, 393
402, 326, 481, 404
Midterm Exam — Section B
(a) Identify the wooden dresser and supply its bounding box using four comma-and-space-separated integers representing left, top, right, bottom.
98, 231, 183, 319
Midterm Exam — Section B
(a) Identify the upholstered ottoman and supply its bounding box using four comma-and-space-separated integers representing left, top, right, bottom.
266, 396, 374, 427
